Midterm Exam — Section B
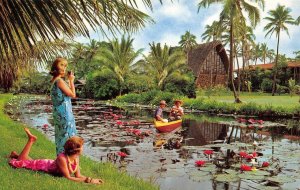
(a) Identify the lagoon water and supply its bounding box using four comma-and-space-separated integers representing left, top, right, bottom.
12, 96, 300, 190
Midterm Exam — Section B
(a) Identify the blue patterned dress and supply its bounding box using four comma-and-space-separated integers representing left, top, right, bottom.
50, 78, 77, 155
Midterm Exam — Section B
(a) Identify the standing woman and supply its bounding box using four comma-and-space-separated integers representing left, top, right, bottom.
50, 58, 77, 155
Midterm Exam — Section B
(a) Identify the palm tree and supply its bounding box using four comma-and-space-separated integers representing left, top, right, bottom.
99, 36, 143, 95
0, 0, 155, 62
293, 51, 300, 60
0, 0, 159, 90
179, 31, 197, 53
140, 43, 186, 90
264, 5, 296, 96
201, 21, 224, 42
198, 0, 265, 103
260, 43, 269, 64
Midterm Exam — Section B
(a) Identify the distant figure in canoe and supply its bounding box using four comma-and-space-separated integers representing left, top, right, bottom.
154, 100, 168, 123
169, 100, 184, 121
8, 127, 103, 184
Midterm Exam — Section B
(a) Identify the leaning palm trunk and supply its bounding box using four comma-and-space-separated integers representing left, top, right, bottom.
229, 14, 241, 103
272, 31, 280, 96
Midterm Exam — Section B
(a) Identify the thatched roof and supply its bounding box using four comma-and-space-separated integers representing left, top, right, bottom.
187, 41, 229, 76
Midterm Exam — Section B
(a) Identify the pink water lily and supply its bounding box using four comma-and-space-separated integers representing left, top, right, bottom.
117, 152, 128, 157
203, 150, 214, 155
116, 120, 123, 125
195, 160, 205, 167
262, 162, 269, 167
239, 151, 248, 158
241, 164, 252, 171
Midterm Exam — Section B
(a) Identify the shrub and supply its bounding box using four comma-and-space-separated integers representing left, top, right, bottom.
84, 70, 119, 100
116, 93, 141, 103
260, 78, 273, 92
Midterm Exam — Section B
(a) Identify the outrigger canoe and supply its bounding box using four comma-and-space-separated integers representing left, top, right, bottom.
154, 119, 182, 133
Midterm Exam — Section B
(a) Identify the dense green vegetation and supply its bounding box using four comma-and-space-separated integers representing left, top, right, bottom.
0, 94, 158, 190
116, 90, 300, 117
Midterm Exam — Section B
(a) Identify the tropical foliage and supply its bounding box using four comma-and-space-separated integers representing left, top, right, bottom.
264, 5, 297, 95
140, 42, 186, 90
0, 0, 156, 90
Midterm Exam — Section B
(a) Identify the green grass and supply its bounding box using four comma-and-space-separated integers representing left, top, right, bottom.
198, 92, 299, 108
0, 94, 158, 190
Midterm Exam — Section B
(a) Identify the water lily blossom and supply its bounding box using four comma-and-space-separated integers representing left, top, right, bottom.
240, 164, 252, 171
195, 160, 206, 167
239, 151, 248, 158
117, 152, 128, 157
203, 150, 214, 155
262, 162, 269, 167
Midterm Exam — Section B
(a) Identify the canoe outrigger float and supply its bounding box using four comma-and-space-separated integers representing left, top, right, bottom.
154, 119, 182, 133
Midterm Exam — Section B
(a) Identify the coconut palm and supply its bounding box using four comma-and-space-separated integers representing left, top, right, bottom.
264, 5, 296, 95
259, 43, 269, 64
99, 35, 143, 95
201, 21, 225, 42
0, 0, 155, 62
198, 0, 265, 103
179, 31, 197, 53
293, 51, 300, 60
140, 43, 186, 90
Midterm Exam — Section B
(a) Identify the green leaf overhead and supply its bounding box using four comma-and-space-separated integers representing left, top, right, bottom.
0, 0, 156, 61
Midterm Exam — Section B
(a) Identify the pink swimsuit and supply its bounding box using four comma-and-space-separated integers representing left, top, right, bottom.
9, 153, 77, 175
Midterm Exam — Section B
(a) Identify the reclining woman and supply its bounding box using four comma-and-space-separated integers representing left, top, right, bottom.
8, 127, 103, 184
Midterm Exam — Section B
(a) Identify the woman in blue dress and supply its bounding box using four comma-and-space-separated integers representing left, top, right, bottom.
50, 58, 77, 155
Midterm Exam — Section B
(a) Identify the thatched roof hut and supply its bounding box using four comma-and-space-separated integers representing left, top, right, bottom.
188, 41, 229, 88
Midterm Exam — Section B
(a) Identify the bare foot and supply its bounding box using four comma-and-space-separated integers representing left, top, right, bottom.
9, 151, 19, 159
24, 128, 37, 142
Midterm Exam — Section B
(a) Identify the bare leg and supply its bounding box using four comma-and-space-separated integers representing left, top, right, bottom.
17, 128, 37, 160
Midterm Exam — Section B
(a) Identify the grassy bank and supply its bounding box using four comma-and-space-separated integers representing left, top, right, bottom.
0, 94, 158, 190
116, 91, 300, 117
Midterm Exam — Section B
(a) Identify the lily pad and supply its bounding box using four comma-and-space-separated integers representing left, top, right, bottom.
188, 171, 212, 182
251, 170, 271, 176
199, 165, 217, 172
267, 176, 296, 184
214, 174, 240, 182
238, 173, 266, 180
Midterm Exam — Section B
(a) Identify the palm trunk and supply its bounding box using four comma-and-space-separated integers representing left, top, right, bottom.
229, 14, 241, 103
272, 31, 280, 96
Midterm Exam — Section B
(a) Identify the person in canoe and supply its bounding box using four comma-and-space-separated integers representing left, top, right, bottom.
169, 100, 184, 121
154, 100, 168, 123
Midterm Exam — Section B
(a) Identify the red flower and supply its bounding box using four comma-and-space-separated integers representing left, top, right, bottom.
252, 152, 257, 158
116, 120, 123, 125
245, 154, 253, 160
248, 125, 254, 129
239, 151, 248, 158
237, 118, 247, 123
248, 118, 256, 124
262, 162, 269, 167
203, 150, 214, 155
43, 124, 48, 128
256, 120, 264, 124
117, 152, 128, 157
240, 164, 252, 171
195, 160, 206, 167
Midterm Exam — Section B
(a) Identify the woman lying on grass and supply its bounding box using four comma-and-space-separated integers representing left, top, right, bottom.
8, 127, 103, 185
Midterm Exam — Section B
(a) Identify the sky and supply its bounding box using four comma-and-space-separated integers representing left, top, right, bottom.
74, 0, 300, 64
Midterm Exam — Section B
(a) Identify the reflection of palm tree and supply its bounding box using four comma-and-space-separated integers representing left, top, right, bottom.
198, 0, 265, 103
264, 5, 296, 96
141, 43, 186, 90
99, 36, 143, 95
